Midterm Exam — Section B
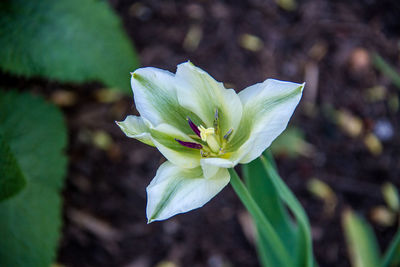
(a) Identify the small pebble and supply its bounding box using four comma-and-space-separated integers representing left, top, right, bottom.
239, 34, 263, 52
374, 119, 394, 141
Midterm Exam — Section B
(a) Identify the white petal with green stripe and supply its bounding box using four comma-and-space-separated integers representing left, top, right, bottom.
149, 123, 202, 169
146, 161, 230, 222
131, 67, 202, 134
116, 115, 154, 146
175, 62, 243, 135
229, 79, 304, 163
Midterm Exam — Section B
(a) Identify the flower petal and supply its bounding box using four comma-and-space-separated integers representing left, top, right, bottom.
175, 62, 243, 136
116, 115, 154, 146
149, 123, 201, 169
131, 67, 201, 134
200, 157, 236, 179
146, 161, 230, 222
230, 79, 304, 163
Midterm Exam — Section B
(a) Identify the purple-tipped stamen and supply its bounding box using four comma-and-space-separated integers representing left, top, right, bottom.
175, 138, 203, 149
187, 117, 201, 137
213, 108, 219, 131
224, 128, 233, 140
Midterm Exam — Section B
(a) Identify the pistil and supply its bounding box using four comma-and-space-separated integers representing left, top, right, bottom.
198, 125, 220, 153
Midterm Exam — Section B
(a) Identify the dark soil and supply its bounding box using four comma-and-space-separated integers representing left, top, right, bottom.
3, 0, 400, 266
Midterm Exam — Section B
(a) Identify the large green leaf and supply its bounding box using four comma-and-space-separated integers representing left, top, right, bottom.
0, 90, 67, 267
0, 0, 139, 93
229, 168, 294, 267
242, 154, 297, 267
342, 209, 381, 267
251, 152, 315, 267
0, 134, 26, 201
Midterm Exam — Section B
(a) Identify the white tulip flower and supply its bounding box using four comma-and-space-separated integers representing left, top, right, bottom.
117, 62, 304, 223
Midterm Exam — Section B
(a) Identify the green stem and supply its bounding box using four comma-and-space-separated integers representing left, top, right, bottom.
229, 168, 293, 267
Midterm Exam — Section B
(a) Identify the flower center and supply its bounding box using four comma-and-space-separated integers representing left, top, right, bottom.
198, 125, 220, 153
175, 109, 233, 158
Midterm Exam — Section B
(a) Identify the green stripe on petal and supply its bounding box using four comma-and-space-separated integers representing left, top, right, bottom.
229, 79, 304, 163
149, 123, 202, 169
146, 161, 230, 222
175, 62, 243, 137
116, 115, 154, 146
132, 68, 202, 135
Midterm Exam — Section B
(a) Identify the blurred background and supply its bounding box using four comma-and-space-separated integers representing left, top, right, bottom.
1, 0, 400, 266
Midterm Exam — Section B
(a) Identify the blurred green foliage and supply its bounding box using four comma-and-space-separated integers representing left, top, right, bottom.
382, 182, 400, 212
270, 126, 313, 158
343, 204, 400, 267
0, 0, 139, 93
0, 0, 141, 264
342, 209, 381, 267
372, 53, 400, 89
0, 135, 26, 201
382, 230, 400, 267
0, 91, 67, 267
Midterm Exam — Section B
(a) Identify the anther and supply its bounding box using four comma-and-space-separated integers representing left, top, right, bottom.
175, 139, 202, 149
213, 108, 219, 134
187, 117, 201, 137
223, 128, 233, 141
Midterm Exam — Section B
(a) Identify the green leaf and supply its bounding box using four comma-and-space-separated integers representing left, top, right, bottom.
372, 53, 400, 89
382, 228, 400, 267
0, 90, 67, 267
0, 135, 26, 201
242, 154, 297, 267
229, 168, 294, 267
342, 209, 381, 267
257, 153, 315, 267
0, 0, 139, 93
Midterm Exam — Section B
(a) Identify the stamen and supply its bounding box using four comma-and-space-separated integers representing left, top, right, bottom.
213, 108, 219, 134
187, 117, 201, 137
175, 138, 202, 149
223, 128, 233, 140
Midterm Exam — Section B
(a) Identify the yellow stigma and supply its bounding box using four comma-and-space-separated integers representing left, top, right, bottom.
198, 125, 220, 153
198, 125, 215, 142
